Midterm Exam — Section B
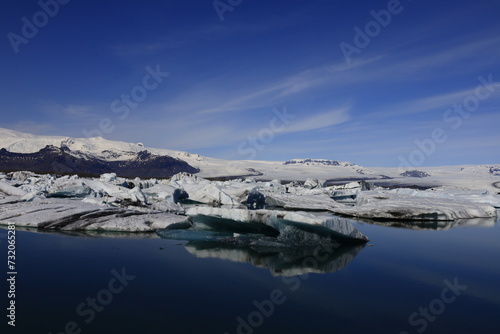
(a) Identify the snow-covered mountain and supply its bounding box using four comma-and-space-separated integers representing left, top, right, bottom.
0, 127, 372, 179
0, 128, 203, 178
0, 145, 199, 178
283, 158, 354, 167
0, 128, 499, 192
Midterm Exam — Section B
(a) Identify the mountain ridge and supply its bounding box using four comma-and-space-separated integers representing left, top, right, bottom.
0, 144, 199, 178
1, 128, 499, 194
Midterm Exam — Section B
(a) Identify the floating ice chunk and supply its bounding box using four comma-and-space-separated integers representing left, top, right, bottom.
99, 173, 117, 183
213, 181, 256, 204
8, 171, 39, 182
169, 172, 205, 187
263, 192, 344, 211
71, 212, 187, 232
334, 190, 497, 220
387, 188, 500, 209
260, 179, 286, 194
47, 179, 91, 198
185, 207, 368, 243
157, 217, 366, 275
84, 179, 132, 201
183, 182, 239, 206
0, 198, 103, 228
0, 198, 187, 232
168, 173, 240, 205
142, 183, 188, 203
128, 186, 148, 204
453, 193, 500, 208
0, 180, 27, 196
303, 178, 326, 189
21, 191, 40, 202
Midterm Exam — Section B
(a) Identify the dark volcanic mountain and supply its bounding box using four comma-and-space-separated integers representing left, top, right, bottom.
0, 145, 199, 178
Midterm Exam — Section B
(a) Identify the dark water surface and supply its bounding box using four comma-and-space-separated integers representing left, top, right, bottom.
1, 213, 499, 334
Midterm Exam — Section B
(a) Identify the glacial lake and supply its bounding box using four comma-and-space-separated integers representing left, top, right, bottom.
2, 212, 499, 334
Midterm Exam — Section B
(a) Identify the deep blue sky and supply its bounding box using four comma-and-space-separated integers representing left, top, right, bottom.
1, 0, 499, 167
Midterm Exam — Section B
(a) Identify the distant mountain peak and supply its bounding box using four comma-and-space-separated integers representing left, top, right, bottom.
0, 141, 199, 178
283, 158, 354, 167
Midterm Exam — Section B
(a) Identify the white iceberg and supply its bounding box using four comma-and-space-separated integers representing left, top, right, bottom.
0, 198, 187, 232
334, 190, 497, 221
0, 180, 27, 197
185, 206, 368, 243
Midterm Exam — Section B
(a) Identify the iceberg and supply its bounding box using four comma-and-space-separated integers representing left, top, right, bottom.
262, 192, 344, 211
47, 179, 92, 198
334, 190, 497, 221
0, 180, 27, 197
0, 198, 187, 232
170, 173, 241, 206
386, 187, 500, 208
185, 206, 368, 244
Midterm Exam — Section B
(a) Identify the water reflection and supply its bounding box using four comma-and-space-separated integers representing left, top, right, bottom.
184, 241, 365, 276
356, 216, 497, 230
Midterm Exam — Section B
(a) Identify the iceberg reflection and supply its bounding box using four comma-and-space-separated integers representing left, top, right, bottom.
184, 241, 365, 277
157, 228, 365, 276
358, 216, 497, 230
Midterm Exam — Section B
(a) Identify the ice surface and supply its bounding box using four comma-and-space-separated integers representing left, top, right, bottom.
387, 187, 500, 208
0, 198, 187, 232
334, 190, 497, 221
263, 192, 344, 211
47, 179, 92, 198
303, 178, 327, 189
0, 180, 27, 196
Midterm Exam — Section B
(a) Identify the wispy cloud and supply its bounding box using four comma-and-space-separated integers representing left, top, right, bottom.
385, 36, 500, 76
372, 79, 500, 118
282, 105, 351, 134
192, 67, 335, 115
167, 59, 374, 117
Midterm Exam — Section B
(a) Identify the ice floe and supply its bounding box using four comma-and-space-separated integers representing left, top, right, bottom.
334, 190, 497, 221
185, 206, 368, 243
0, 198, 187, 232
0, 169, 498, 238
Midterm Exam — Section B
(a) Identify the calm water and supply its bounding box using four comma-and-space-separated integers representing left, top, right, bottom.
1, 212, 499, 334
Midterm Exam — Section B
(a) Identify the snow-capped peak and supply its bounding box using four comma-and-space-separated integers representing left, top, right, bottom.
283, 158, 354, 167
